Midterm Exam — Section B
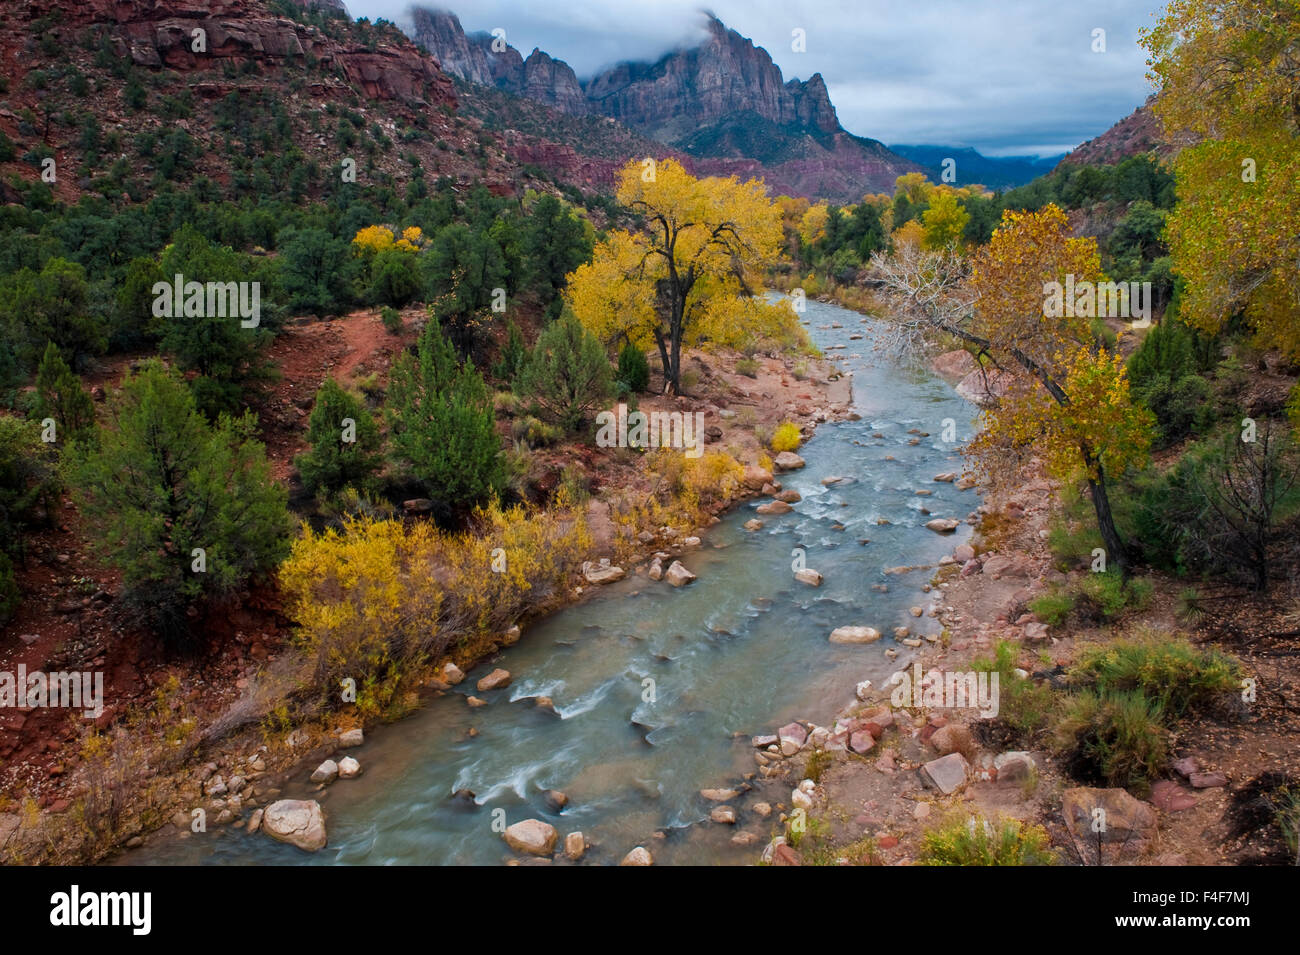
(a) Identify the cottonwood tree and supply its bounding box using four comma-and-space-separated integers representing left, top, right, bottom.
567, 158, 789, 394
1141, 0, 1300, 356
870, 205, 1154, 574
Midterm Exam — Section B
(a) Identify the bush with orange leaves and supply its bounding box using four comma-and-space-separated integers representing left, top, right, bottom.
279, 493, 591, 714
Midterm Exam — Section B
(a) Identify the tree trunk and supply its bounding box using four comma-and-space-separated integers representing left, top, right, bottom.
653, 328, 672, 393
1085, 456, 1129, 578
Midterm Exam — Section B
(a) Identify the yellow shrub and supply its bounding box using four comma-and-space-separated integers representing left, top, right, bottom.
771, 422, 802, 452
352, 224, 396, 255
279, 499, 591, 705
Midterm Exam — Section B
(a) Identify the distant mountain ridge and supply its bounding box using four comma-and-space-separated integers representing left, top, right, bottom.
888, 145, 1066, 190
409, 7, 922, 201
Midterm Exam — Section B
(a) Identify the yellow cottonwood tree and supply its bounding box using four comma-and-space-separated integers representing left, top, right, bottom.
1141, 0, 1300, 355
871, 205, 1154, 573
566, 158, 787, 393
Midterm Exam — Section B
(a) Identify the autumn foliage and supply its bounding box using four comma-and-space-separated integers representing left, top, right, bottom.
279, 496, 591, 714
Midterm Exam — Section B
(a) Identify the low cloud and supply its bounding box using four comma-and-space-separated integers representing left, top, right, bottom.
350, 0, 1158, 157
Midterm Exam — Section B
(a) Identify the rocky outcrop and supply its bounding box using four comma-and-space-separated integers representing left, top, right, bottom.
523, 49, 587, 114
410, 8, 583, 114
72, 0, 455, 109
408, 7, 920, 200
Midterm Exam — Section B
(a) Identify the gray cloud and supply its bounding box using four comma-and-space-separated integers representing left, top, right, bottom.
348, 0, 1159, 157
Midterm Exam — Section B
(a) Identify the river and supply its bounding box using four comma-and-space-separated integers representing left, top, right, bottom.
128, 297, 976, 866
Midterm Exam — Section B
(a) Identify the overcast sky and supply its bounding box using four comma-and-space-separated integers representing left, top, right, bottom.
347, 0, 1162, 158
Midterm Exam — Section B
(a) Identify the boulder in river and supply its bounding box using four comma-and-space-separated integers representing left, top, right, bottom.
775, 489, 802, 503
440, 663, 465, 685
582, 560, 626, 585
756, 500, 792, 515
476, 668, 512, 692
338, 756, 362, 779
743, 465, 774, 490
710, 805, 737, 824
829, 626, 881, 644
263, 799, 327, 852
564, 831, 586, 860
743, 519, 764, 531
773, 451, 806, 471
925, 518, 961, 533
794, 568, 823, 587
664, 561, 696, 587
503, 819, 558, 856
338, 728, 364, 748
620, 846, 654, 866
310, 760, 338, 785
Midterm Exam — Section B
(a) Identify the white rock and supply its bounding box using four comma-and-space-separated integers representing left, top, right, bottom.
310, 760, 338, 785
338, 757, 362, 779
664, 561, 697, 587
829, 626, 882, 644
503, 819, 558, 856
263, 799, 327, 852
794, 568, 823, 587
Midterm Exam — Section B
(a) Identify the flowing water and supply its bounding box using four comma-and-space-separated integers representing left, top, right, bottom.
129, 298, 977, 866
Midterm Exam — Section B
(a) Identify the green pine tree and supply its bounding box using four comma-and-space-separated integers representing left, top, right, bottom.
66, 361, 291, 638
386, 317, 502, 511
295, 377, 383, 497
31, 341, 95, 442
518, 312, 612, 433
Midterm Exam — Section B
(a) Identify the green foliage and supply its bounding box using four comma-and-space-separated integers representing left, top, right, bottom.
368, 248, 421, 307
385, 317, 502, 511
1054, 689, 1168, 789
66, 361, 291, 637
972, 640, 1056, 739
424, 222, 508, 354
0, 416, 58, 561
1073, 570, 1153, 622
156, 224, 275, 416
295, 378, 384, 497
380, 305, 403, 334
493, 319, 527, 383
517, 313, 612, 433
1028, 589, 1074, 626
919, 814, 1056, 866
113, 257, 165, 351
1069, 633, 1242, 719
510, 415, 563, 448
616, 342, 650, 393
0, 257, 107, 370
735, 356, 759, 378
31, 341, 95, 442
1127, 314, 1219, 446
522, 193, 591, 313
0, 550, 18, 625
277, 227, 356, 316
